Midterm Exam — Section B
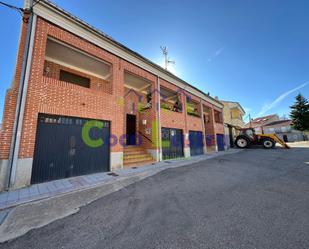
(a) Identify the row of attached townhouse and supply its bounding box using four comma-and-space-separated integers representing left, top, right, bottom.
0, 0, 224, 191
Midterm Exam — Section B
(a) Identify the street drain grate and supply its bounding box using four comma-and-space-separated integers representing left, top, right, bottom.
107, 172, 119, 177
164, 161, 172, 164
131, 167, 138, 169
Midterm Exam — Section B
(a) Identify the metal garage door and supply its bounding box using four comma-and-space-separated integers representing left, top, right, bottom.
216, 134, 225, 151
161, 127, 184, 160
189, 131, 204, 156
31, 114, 110, 184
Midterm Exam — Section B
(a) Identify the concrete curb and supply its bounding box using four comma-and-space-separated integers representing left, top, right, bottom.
0, 149, 242, 243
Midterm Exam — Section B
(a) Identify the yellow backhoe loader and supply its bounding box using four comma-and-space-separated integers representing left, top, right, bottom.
234, 128, 290, 149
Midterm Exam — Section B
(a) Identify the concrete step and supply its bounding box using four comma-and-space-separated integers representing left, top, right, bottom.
123, 149, 147, 155
123, 146, 145, 152
124, 154, 152, 160
123, 146, 154, 167
124, 155, 153, 163
123, 158, 155, 167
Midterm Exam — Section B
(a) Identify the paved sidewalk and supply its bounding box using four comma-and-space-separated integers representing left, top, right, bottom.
0, 150, 240, 211
287, 141, 309, 148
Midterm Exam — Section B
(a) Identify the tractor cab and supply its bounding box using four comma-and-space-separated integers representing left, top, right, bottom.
234, 127, 290, 149
235, 128, 259, 148
239, 128, 255, 139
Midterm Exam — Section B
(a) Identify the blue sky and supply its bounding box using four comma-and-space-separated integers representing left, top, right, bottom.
0, 0, 309, 122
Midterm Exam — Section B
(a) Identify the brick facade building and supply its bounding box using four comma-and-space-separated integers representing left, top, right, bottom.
0, 0, 224, 190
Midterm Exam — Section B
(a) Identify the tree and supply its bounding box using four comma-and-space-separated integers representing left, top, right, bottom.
290, 94, 309, 131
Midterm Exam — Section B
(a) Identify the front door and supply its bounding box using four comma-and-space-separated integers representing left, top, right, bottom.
229, 126, 234, 147
189, 131, 204, 156
216, 134, 225, 151
161, 127, 184, 159
283, 135, 288, 142
126, 114, 136, 145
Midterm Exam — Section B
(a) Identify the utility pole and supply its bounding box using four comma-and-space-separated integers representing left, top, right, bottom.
249, 114, 252, 128
160, 46, 175, 70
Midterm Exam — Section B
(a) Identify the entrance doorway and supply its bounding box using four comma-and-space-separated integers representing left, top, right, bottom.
216, 134, 225, 151
229, 126, 234, 147
126, 114, 136, 145
161, 127, 184, 159
283, 134, 288, 142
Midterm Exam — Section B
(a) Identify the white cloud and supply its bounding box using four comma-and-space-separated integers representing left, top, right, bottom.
215, 47, 225, 56
208, 46, 225, 62
258, 81, 308, 116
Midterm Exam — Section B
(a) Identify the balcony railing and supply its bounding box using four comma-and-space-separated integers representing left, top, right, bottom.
186, 102, 200, 117
161, 100, 182, 113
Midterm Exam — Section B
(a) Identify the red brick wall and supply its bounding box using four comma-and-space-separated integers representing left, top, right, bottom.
139, 109, 156, 149
159, 79, 187, 131
123, 88, 158, 150
138, 83, 158, 149
0, 89, 18, 159
161, 110, 186, 130
202, 101, 216, 147
0, 17, 125, 159
186, 94, 203, 132
183, 92, 203, 150
121, 63, 158, 150
44, 60, 112, 94
186, 115, 203, 131
0, 16, 29, 160
0, 16, 223, 162
159, 80, 206, 149
214, 122, 224, 134
213, 106, 224, 134
123, 88, 144, 147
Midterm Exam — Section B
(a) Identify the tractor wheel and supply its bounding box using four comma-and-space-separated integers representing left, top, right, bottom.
235, 136, 249, 148
262, 138, 275, 149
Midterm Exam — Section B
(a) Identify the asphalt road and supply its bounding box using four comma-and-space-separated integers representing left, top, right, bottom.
2, 148, 309, 249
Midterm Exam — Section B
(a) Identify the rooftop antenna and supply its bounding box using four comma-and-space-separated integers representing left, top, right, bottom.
160, 46, 175, 70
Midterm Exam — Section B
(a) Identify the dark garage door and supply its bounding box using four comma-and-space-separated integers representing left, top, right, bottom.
189, 131, 204, 156
161, 127, 184, 160
31, 114, 110, 184
216, 134, 225, 151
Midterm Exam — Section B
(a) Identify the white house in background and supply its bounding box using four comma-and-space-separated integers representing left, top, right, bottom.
245, 114, 279, 134
263, 120, 308, 142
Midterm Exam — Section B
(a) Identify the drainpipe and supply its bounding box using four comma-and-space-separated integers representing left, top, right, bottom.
6, 0, 36, 190
183, 85, 189, 155
200, 100, 207, 154
211, 107, 218, 152
157, 76, 162, 161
